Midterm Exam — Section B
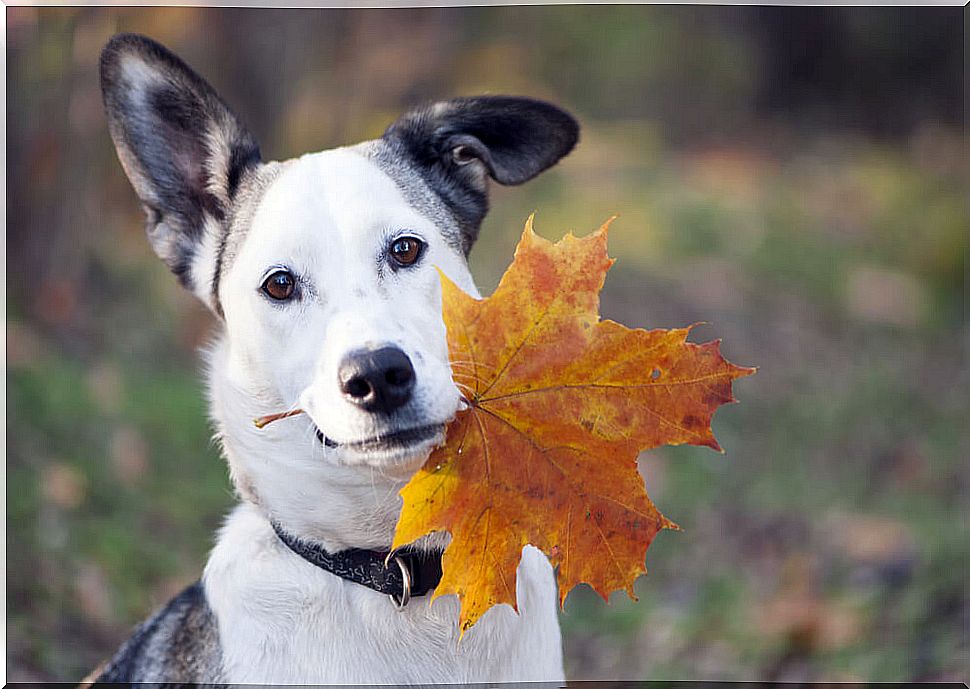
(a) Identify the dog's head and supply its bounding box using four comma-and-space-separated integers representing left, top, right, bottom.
100, 34, 578, 543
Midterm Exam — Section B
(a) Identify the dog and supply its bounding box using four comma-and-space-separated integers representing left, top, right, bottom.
93, 33, 579, 684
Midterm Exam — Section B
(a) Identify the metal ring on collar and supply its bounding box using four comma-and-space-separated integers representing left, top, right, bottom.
389, 555, 411, 609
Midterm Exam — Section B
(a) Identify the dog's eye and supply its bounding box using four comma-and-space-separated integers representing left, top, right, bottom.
389, 236, 425, 268
262, 270, 296, 301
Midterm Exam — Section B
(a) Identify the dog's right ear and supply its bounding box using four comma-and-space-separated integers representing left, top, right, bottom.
382, 96, 579, 254
100, 34, 260, 309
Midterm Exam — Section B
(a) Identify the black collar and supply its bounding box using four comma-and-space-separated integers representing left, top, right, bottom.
271, 521, 443, 604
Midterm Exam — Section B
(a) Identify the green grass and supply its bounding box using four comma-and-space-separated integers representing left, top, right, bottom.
7, 348, 233, 677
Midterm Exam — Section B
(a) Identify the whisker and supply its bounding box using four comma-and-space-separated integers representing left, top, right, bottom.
448, 361, 491, 385
374, 477, 403, 508
448, 360, 487, 371
369, 464, 379, 503
454, 382, 478, 403
452, 373, 486, 388
448, 363, 488, 375
450, 366, 487, 381
303, 419, 319, 449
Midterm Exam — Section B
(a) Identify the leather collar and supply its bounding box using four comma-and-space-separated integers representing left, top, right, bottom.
271, 521, 443, 603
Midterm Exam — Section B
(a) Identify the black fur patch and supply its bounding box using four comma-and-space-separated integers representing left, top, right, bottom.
382, 96, 579, 251
227, 143, 262, 201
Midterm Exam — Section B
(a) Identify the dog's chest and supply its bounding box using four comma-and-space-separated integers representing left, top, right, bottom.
203, 504, 564, 683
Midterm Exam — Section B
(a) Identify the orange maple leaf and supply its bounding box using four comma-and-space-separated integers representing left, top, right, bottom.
391, 216, 754, 635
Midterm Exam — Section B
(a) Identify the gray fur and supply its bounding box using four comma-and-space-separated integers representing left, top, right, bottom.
355, 139, 468, 254
94, 581, 222, 683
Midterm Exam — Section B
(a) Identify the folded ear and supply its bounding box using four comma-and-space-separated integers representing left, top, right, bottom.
100, 33, 261, 309
382, 96, 579, 252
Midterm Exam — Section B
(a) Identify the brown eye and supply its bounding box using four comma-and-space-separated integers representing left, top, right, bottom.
389, 236, 425, 267
262, 270, 296, 301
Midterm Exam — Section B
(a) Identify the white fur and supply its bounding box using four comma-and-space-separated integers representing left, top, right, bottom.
119, 53, 162, 97
189, 215, 225, 311
204, 505, 563, 683
203, 147, 565, 682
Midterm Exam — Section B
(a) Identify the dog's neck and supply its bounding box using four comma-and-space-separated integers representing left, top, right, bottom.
230, 443, 408, 553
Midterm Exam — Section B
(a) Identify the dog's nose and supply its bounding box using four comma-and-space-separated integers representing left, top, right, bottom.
338, 346, 416, 414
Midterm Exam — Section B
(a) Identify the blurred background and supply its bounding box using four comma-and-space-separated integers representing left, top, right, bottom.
6, 5, 967, 682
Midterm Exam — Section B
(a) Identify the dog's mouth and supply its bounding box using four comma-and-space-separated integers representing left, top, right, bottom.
314, 423, 445, 454
314, 427, 340, 448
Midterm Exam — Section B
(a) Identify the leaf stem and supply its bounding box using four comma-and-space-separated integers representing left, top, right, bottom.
253, 408, 305, 429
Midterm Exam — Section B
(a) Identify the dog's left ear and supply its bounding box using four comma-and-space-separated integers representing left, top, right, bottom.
100, 33, 261, 312
383, 96, 579, 252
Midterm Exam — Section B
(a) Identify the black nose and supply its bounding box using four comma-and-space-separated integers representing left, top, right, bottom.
338, 346, 416, 414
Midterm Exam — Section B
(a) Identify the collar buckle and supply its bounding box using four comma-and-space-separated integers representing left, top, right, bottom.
388, 555, 412, 609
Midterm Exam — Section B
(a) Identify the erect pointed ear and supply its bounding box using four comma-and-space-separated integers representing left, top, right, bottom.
100, 33, 261, 310
382, 96, 579, 252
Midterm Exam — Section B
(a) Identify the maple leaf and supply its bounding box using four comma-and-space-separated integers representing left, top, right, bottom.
391, 216, 755, 636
